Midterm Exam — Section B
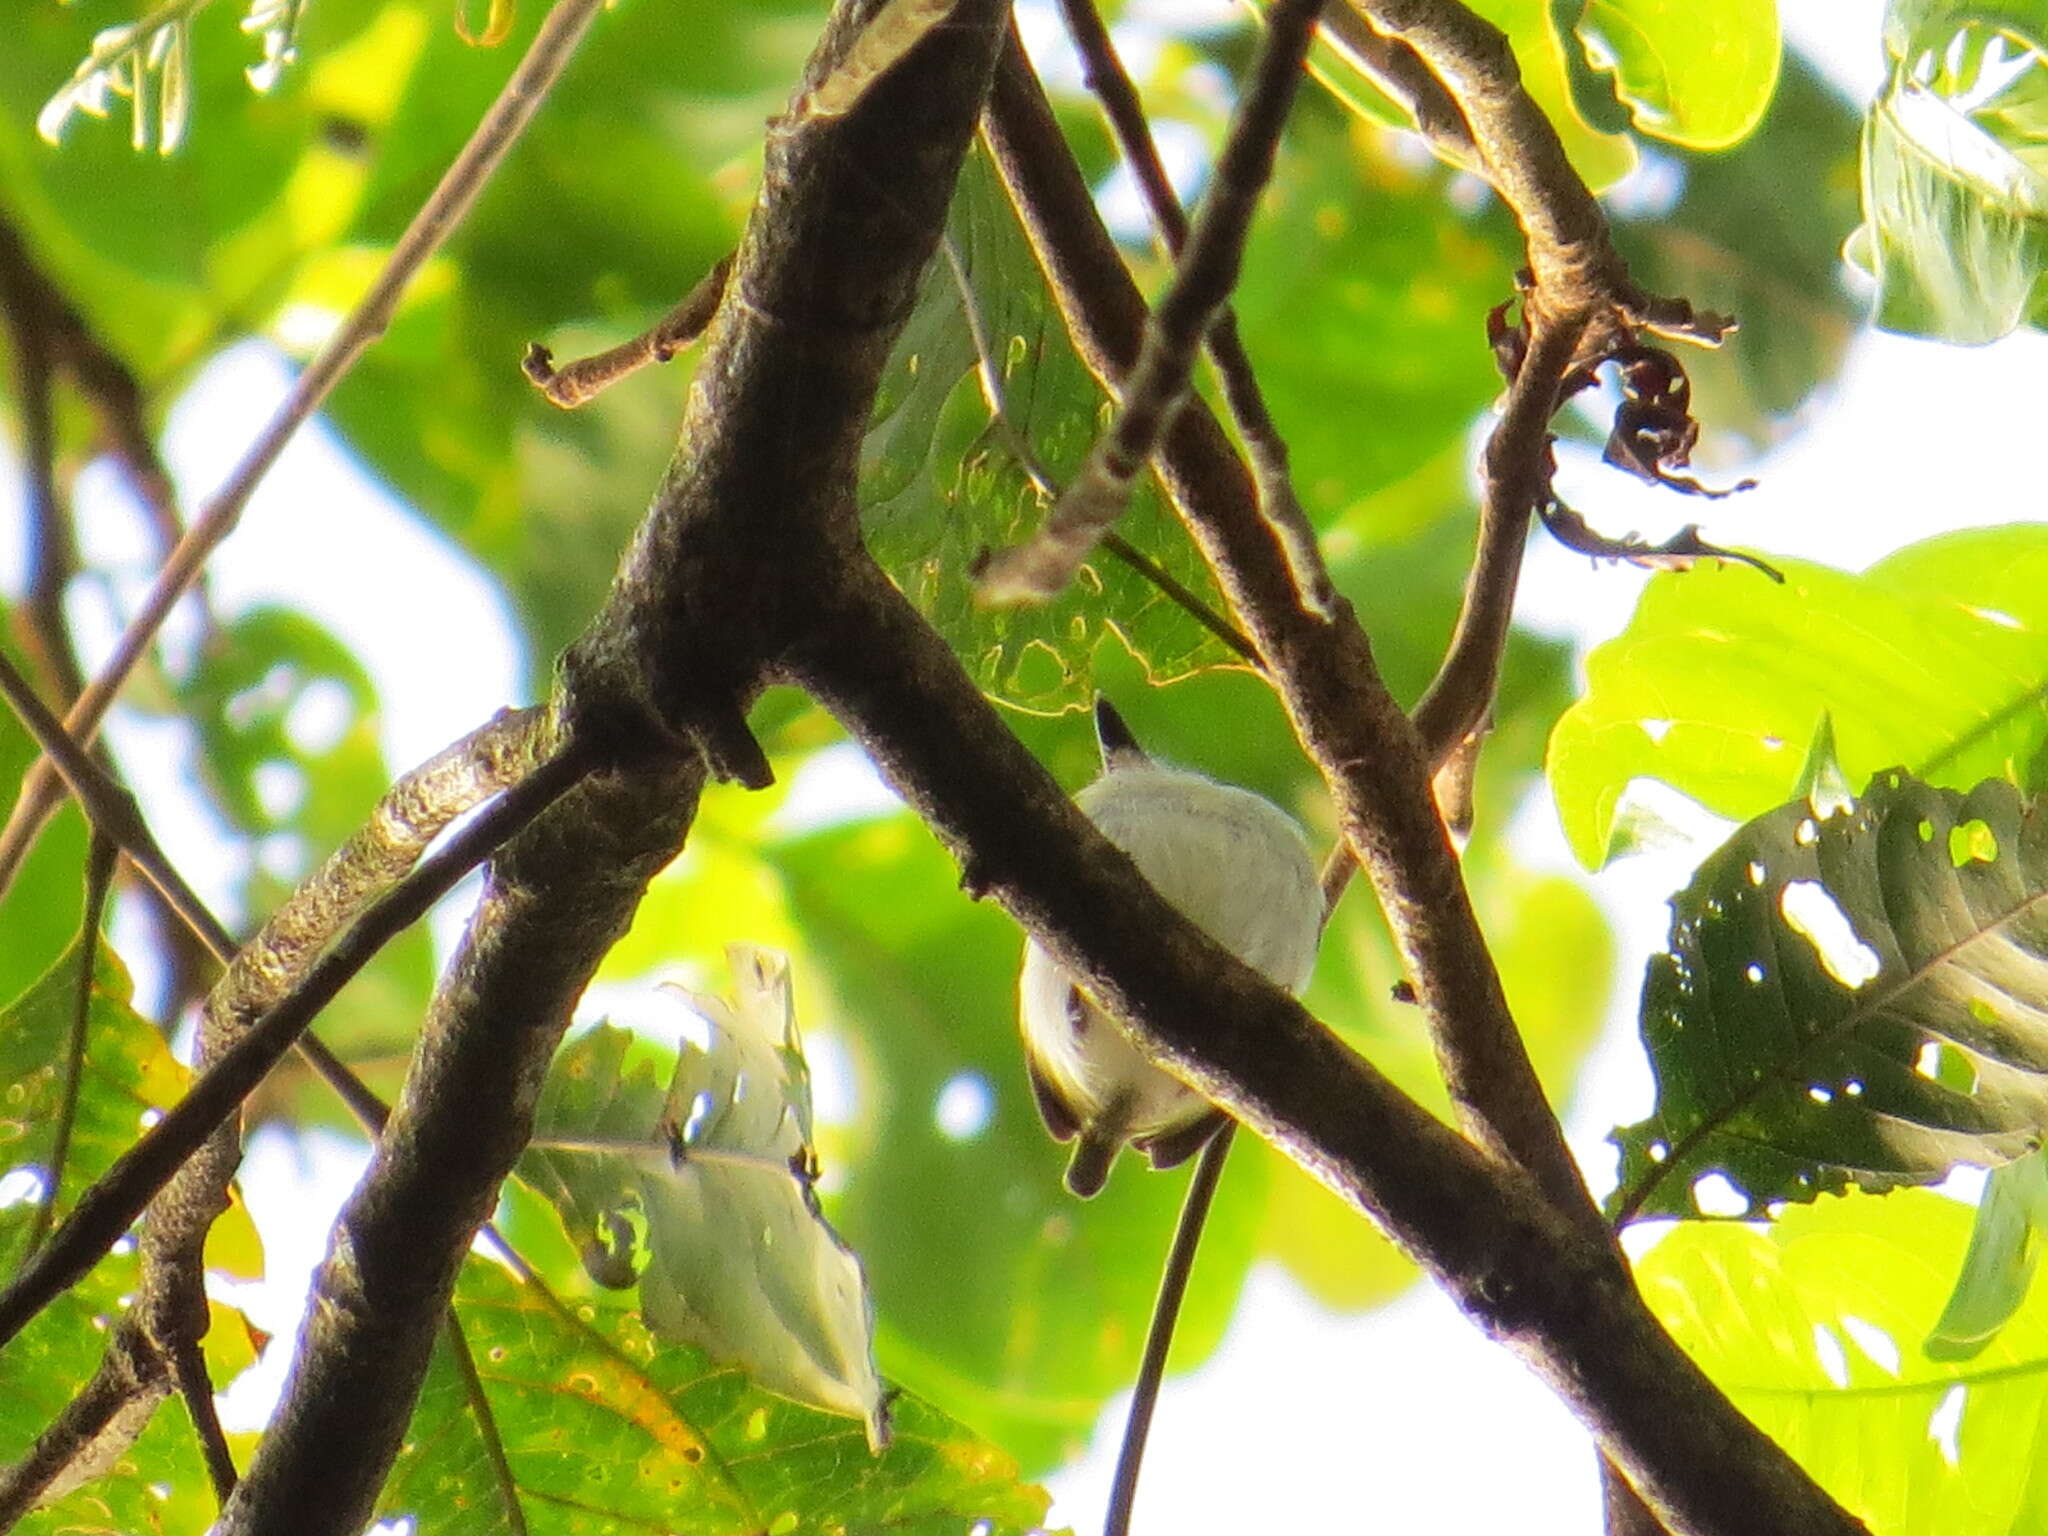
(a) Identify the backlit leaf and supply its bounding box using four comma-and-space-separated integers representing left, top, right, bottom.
1573, 0, 1781, 151
520, 950, 887, 1448
1549, 525, 2048, 870
1849, 0, 2048, 342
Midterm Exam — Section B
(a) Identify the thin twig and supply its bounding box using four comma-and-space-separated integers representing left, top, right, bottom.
1106, 774, 1365, 1533
165, 1328, 238, 1503
940, 237, 1259, 664
523, 254, 733, 408
975, 0, 1329, 606
0, 0, 611, 901
0, 213, 192, 573
1053, 0, 1338, 619
1410, 313, 1583, 761
0, 740, 593, 1351
0, 1324, 167, 1527
1103, 1123, 1233, 1536
441, 1311, 532, 1536
24, 834, 118, 1261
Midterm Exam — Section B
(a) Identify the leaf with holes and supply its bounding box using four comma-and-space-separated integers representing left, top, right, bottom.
861, 146, 1239, 713
381, 1232, 1056, 1536
517, 947, 887, 1449
1611, 770, 2048, 1223
1549, 524, 2048, 870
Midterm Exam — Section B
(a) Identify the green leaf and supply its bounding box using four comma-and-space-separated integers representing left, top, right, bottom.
383, 1249, 1056, 1536
1572, 0, 1781, 150
1548, 525, 2048, 870
1849, 0, 2048, 342
520, 951, 887, 1448
0, 941, 261, 1535
861, 147, 1237, 713
1307, 0, 1636, 189
1639, 1190, 2048, 1535
1927, 1149, 2048, 1359
1611, 771, 2048, 1223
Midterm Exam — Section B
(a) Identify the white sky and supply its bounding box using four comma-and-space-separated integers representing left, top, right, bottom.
7, 1, 2048, 1530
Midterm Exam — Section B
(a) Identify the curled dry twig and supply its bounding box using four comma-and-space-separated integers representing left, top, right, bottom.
523, 254, 734, 408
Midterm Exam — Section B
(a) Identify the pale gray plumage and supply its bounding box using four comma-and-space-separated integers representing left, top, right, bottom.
1019, 699, 1323, 1197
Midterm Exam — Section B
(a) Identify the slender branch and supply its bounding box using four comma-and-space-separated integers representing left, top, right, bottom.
976, 0, 1329, 608
1104, 1123, 1233, 1536
442, 1311, 531, 1536
1053, 0, 1337, 624
165, 1328, 238, 1503
1053, 0, 1188, 250
0, 0, 612, 900
941, 236, 1259, 664
1409, 311, 1583, 759
1106, 786, 1365, 1533
24, 834, 117, 1261
0, 740, 593, 1350
523, 254, 733, 408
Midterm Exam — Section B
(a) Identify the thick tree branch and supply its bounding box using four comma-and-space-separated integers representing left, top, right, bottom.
983, 39, 1586, 1206
790, 551, 1860, 1536
975, 49, 1855, 1531
211, 0, 1011, 1525
0, 0, 612, 902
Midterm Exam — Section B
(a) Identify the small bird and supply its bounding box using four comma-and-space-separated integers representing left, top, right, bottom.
1019, 698, 1324, 1197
